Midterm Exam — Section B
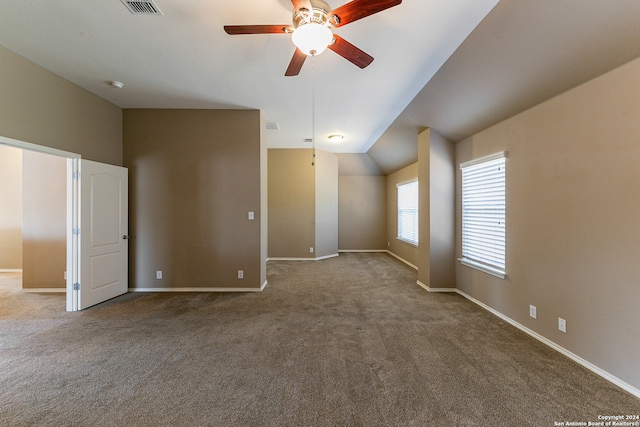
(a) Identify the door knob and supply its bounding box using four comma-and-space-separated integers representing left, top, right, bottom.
123, 235, 130, 240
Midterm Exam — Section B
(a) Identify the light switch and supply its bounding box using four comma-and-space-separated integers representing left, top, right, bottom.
248, 211, 255, 220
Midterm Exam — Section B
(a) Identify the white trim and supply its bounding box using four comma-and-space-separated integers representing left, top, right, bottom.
0, 269, 23, 273
315, 253, 339, 261
0, 135, 80, 159
267, 253, 339, 262
416, 280, 430, 292
23, 288, 66, 293
129, 286, 266, 292
416, 280, 456, 293
386, 251, 417, 270
66, 158, 79, 311
456, 289, 640, 400
269, 251, 416, 270
459, 150, 506, 169
458, 258, 506, 279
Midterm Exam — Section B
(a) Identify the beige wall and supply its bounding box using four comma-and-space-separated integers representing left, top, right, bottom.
456, 57, 640, 390
268, 149, 316, 258
259, 114, 268, 288
0, 45, 122, 165
429, 131, 456, 288
0, 45, 121, 289
417, 129, 456, 289
123, 109, 265, 289
338, 176, 387, 251
417, 130, 430, 284
337, 153, 386, 252
315, 150, 339, 258
22, 151, 67, 288
268, 149, 339, 259
387, 162, 419, 266
0, 145, 23, 270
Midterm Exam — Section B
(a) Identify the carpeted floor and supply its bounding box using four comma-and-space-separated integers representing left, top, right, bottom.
0, 253, 638, 426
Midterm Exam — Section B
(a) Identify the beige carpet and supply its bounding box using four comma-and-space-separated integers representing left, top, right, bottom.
0, 253, 638, 426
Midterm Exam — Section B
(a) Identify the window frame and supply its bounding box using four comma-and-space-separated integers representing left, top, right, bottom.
458, 152, 506, 279
397, 179, 419, 247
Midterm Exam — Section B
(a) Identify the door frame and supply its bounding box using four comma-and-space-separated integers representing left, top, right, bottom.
0, 135, 80, 310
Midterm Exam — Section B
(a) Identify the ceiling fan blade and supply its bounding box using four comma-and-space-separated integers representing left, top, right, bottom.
329, 0, 402, 27
224, 25, 291, 35
328, 34, 374, 68
291, 0, 313, 14
285, 48, 307, 76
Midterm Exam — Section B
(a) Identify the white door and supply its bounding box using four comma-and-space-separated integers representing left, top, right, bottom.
67, 159, 128, 311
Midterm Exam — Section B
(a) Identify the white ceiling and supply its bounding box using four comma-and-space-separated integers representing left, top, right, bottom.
0, 0, 498, 154
2, 1, 640, 175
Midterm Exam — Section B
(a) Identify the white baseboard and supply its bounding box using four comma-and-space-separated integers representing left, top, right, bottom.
416, 280, 456, 293
316, 253, 339, 261
338, 250, 422, 274
0, 269, 22, 273
129, 282, 267, 293
267, 253, 339, 262
456, 289, 640, 400
386, 251, 418, 270
23, 288, 65, 293
338, 250, 387, 253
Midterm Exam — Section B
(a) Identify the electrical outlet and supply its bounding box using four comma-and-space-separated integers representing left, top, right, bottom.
310, 247, 314, 253
156, 270, 162, 279
529, 305, 537, 319
238, 270, 243, 279
558, 317, 567, 333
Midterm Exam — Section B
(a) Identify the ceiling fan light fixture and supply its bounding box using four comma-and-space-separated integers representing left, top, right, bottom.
292, 23, 333, 56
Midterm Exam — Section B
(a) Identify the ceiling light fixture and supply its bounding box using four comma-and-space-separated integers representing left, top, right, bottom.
109, 80, 124, 89
328, 134, 343, 142
292, 23, 333, 56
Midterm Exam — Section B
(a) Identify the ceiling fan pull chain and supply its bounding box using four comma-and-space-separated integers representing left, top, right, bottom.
311, 54, 316, 166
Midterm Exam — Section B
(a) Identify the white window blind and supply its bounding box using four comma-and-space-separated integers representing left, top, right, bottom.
460, 153, 506, 278
397, 180, 418, 246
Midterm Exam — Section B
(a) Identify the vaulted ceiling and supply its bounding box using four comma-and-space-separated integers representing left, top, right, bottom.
1, 0, 639, 174
368, 0, 640, 174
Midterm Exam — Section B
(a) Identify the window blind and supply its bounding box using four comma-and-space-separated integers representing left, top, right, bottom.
460, 153, 506, 275
397, 180, 418, 246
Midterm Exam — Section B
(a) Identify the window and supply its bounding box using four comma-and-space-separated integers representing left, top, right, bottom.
459, 152, 506, 278
397, 180, 418, 246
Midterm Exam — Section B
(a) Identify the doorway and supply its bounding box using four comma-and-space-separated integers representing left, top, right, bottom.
0, 140, 69, 292
0, 135, 129, 311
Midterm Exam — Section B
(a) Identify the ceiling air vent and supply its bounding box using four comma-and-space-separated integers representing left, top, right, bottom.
303, 138, 314, 143
121, 0, 163, 15
266, 122, 280, 130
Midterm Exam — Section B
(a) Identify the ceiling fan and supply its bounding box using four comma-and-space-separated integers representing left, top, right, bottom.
224, 0, 402, 76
